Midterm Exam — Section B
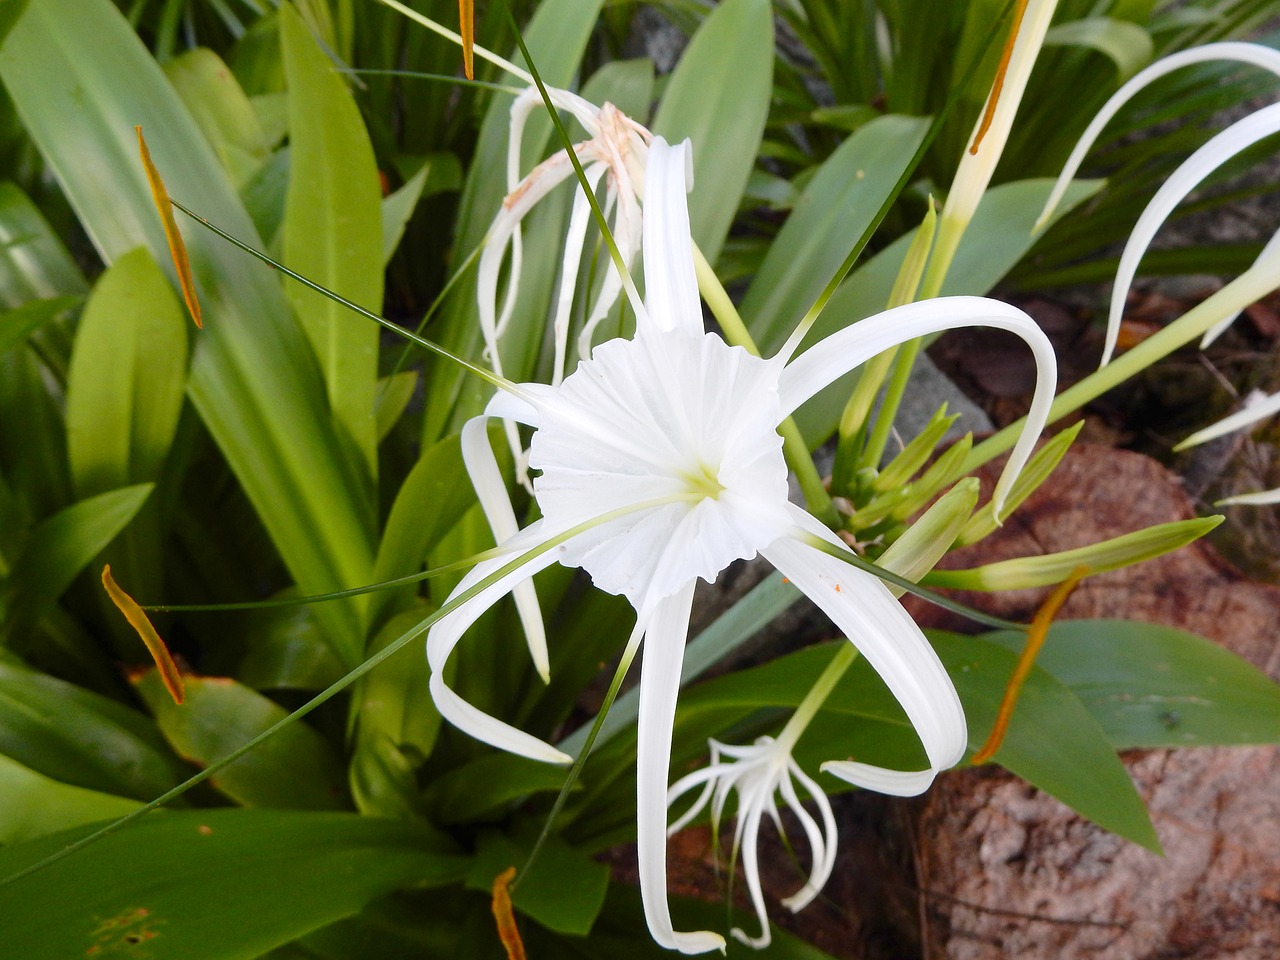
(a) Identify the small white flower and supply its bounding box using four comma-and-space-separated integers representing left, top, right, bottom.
428, 137, 1057, 953
667, 736, 837, 950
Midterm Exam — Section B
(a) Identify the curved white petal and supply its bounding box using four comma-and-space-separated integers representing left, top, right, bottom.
461, 416, 548, 679
1217, 487, 1280, 506
779, 296, 1055, 517
484, 381, 555, 427
551, 163, 609, 386
778, 760, 838, 913
1038, 42, 1280, 229
1102, 101, 1280, 367
635, 583, 726, 955
1202, 226, 1280, 347
817, 762, 942, 797
641, 138, 701, 337
762, 506, 967, 789
1176, 389, 1280, 450
424, 522, 570, 765
731, 798, 771, 949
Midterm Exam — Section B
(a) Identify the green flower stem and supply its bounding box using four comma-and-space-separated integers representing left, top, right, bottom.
861, 338, 920, 472
692, 243, 839, 527
776, 644, 858, 753
964, 260, 1280, 473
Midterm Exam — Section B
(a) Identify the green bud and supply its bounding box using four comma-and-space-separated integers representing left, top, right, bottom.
957, 420, 1084, 546
877, 477, 980, 595
873, 404, 961, 492
890, 433, 974, 522
925, 515, 1223, 591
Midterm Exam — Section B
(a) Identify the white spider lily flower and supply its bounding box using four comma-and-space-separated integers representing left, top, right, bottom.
666, 737, 837, 949
1035, 42, 1280, 364
479, 84, 650, 386
427, 137, 1057, 954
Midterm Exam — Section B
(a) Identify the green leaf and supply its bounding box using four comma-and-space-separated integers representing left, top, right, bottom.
0, 809, 468, 960
466, 830, 610, 936
0, 182, 88, 309
741, 114, 930, 346
1, 0, 377, 665
368, 433, 477, 630
280, 2, 383, 481
983, 619, 1280, 748
784, 177, 1104, 445
579, 58, 655, 124
65, 247, 188, 498
652, 0, 773, 265
426, 752, 571, 824
0, 754, 140, 844
1, 484, 153, 645
165, 47, 271, 187
932, 633, 1161, 853
236, 598, 346, 692
0, 657, 186, 801
1044, 18, 1155, 81
0, 296, 79, 358
133, 669, 348, 810
0, 0, 31, 48
381, 154, 461, 266
374, 371, 418, 443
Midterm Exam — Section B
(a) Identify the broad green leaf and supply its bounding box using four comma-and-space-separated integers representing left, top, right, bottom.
368, 433, 477, 630
933, 633, 1161, 853
0, 345, 71, 530
425, 752, 571, 824
0, 296, 79, 358
165, 47, 271, 187
1, 484, 153, 645
351, 606, 440, 772
281, 2, 382, 480
66, 247, 188, 498
0, 182, 88, 308
0, 657, 185, 800
0, 809, 468, 960
742, 115, 930, 346
652, 0, 773, 265
0, 754, 140, 844
466, 830, 610, 936
984, 619, 1280, 748
783, 178, 1104, 446
374, 370, 418, 443
1045, 18, 1155, 81
381, 153, 462, 265
236, 598, 345, 692
580, 58, 655, 124
1, 0, 376, 665
0, 0, 30, 48
133, 669, 348, 810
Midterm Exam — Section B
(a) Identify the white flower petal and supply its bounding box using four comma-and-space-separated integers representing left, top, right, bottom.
1102, 101, 1280, 366
762, 506, 967, 781
1217, 487, 1280, 506
1202, 226, 1280, 347
730, 799, 772, 949
1176, 388, 1280, 450
778, 760, 838, 912
635, 583, 727, 955
551, 163, 609, 386
641, 138, 701, 336
424, 522, 570, 765
817, 762, 942, 797
778, 296, 1055, 517
461, 416, 548, 679
1038, 42, 1280, 229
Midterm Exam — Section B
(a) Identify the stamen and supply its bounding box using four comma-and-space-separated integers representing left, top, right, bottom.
969, 0, 1030, 155
971, 565, 1087, 764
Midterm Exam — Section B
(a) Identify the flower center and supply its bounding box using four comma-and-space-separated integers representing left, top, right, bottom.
680, 461, 726, 501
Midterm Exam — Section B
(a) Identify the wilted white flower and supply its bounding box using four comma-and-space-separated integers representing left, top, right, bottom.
666, 736, 837, 949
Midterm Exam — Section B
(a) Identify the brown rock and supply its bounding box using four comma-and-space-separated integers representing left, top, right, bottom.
909, 444, 1280, 959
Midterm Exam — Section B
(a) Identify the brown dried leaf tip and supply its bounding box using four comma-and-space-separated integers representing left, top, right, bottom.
491, 866, 527, 960
136, 125, 203, 328
102, 564, 185, 705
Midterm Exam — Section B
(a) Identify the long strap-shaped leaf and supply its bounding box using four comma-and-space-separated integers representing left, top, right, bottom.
0, 0, 376, 665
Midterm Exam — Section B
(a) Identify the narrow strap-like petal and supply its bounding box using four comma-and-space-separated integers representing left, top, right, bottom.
551, 163, 609, 386
1100, 101, 1280, 367
640, 137, 701, 337
461, 416, 549, 680
779, 760, 838, 912
1038, 42, 1280, 229
778, 296, 1055, 518
635, 583, 727, 955
1177, 389, 1280, 450
762, 506, 967, 791
424, 523, 570, 765
1203, 226, 1280, 347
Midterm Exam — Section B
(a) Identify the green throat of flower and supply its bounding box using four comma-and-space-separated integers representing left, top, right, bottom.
680, 462, 726, 501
